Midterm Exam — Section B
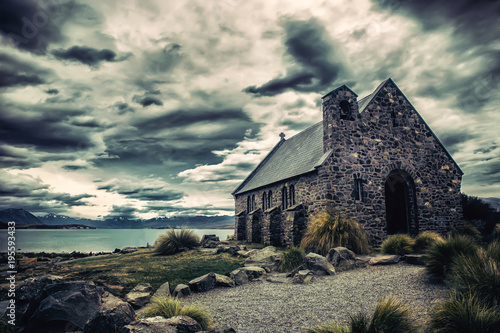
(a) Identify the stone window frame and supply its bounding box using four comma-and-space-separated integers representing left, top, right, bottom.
354, 178, 364, 202
262, 192, 267, 210
267, 190, 272, 209
247, 196, 251, 212
282, 186, 288, 210
289, 184, 296, 206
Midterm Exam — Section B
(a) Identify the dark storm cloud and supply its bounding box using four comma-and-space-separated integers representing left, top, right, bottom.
114, 102, 135, 114
0, 145, 41, 169
0, 101, 95, 152
52, 46, 118, 66
104, 205, 138, 220
45, 88, 59, 95
143, 43, 183, 74
439, 132, 477, 154
0, 53, 52, 88
0, 0, 65, 54
132, 94, 164, 107
61, 165, 87, 171
97, 183, 184, 201
244, 19, 343, 96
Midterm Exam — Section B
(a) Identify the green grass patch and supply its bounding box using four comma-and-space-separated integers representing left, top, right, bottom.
55, 249, 244, 297
279, 247, 305, 272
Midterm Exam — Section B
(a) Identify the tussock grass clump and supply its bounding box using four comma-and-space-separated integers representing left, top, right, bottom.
486, 240, 500, 263
279, 247, 305, 272
381, 234, 414, 255
141, 297, 214, 330
413, 231, 444, 253
425, 234, 478, 283
154, 228, 200, 255
300, 210, 370, 256
428, 291, 500, 333
451, 222, 482, 242
306, 297, 416, 333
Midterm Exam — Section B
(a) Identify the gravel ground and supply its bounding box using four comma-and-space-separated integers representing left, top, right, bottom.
182, 263, 449, 333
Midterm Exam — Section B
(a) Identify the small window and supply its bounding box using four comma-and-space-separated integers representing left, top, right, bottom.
354, 179, 363, 202
252, 194, 255, 211
247, 196, 251, 212
339, 100, 351, 120
268, 191, 272, 209
391, 111, 397, 127
289, 185, 295, 206
262, 192, 267, 210
282, 187, 288, 209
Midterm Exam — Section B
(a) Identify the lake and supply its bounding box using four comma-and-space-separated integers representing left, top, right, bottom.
0, 229, 235, 253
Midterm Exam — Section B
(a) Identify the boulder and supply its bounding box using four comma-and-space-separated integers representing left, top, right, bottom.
297, 253, 336, 276
215, 274, 236, 288
121, 247, 139, 254
242, 266, 267, 280
227, 246, 242, 255
172, 284, 191, 298
153, 282, 171, 299
201, 234, 220, 248
15, 274, 66, 326
216, 246, 229, 254
326, 247, 366, 272
368, 255, 401, 266
229, 269, 249, 286
188, 273, 217, 293
122, 316, 201, 333
84, 292, 135, 333
244, 246, 282, 270
404, 254, 426, 266
292, 270, 314, 284
26, 281, 102, 332
125, 283, 154, 309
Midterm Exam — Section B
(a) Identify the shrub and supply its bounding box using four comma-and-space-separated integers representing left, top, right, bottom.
381, 234, 414, 255
154, 228, 200, 255
279, 247, 305, 272
349, 313, 369, 333
451, 222, 482, 242
486, 240, 500, 263
305, 323, 350, 333
141, 297, 214, 330
300, 210, 370, 255
413, 231, 444, 253
428, 291, 500, 333
425, 234, 478, 283
452, 248, 500, 306
368, 297, 417, 333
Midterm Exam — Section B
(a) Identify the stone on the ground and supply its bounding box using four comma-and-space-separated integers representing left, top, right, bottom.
125, 283, 154, 309
405, 254, 426, 266
26, 281, 102, 332
216, 246, 229, 254
292, 270, 314, 284
241, 266, 267, 280
122, 316, 201, 333
201, 234, 220, 248
237, 250, 249, 257
153, 282, 171, 299
15, 275, 66, 326
326, 247, 366, 272
368, 255, 401, 265
199, 328, 236, 333
229, 268, 249, 286
297, 253, 336, 276
244, 246, 282, 271
84, 292, 135, 333
173, 284, 191, 298
227, 246, 242, 255
215, 274, 236, 288
121, 247, 139, 254
188, 272, 217, 292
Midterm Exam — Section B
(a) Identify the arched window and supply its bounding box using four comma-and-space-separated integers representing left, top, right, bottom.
251, 194, 255, 211
247, 196, 251, 212
391, 111, 397, 127
282, 187, 288, 209
289, 185, 295, 206
268, 191, 272, 209
262, 192, 267, 210
339, 100, 351, 120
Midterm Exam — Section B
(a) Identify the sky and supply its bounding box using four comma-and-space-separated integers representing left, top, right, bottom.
0, 0, 499, 220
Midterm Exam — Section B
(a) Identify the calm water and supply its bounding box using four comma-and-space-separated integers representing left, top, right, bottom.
0, 229, 234, 253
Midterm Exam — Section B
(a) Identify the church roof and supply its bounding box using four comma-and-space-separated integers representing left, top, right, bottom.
232, 121, 325, 195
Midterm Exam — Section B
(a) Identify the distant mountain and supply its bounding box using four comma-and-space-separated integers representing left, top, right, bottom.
481, 197, 500, 212
0, 208, 44, 225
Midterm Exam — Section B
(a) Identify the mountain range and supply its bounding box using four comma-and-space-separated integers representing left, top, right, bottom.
0, 208, 235, 229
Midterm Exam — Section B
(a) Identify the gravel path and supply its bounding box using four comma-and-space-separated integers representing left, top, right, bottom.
183, 263, 449, 333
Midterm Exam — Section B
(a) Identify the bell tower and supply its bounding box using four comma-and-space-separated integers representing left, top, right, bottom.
321, 85, 359, 153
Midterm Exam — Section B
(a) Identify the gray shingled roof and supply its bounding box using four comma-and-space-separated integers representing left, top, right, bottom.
233, 122, 324, 195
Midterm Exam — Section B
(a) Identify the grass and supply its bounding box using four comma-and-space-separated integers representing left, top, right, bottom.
381, 234, 414, 255
306, 323, 350, 333
425, 234, 478, 283
52, 249, 244, 297
154, 228, 200, 255
413, 231, 444, 254
428, 291, 500, 333
279, 247, 305, 272
300, 210, 370, 256
141, 297, 214, 330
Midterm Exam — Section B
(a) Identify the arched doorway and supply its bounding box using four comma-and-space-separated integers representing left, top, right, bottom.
384, 169, 418, 235
251, 214, 262, 243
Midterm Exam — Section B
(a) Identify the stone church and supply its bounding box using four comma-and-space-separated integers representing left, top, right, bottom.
232, 79, 463, 247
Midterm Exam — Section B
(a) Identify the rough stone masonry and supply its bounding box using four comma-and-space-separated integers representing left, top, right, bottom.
232, 79, 463, 247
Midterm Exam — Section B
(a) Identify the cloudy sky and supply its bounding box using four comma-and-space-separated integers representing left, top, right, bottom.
0, 0, 499, 220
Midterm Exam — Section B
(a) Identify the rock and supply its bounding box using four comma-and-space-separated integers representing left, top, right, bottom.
114, 248, 121, 253
237, 250, 249, 257
122, 316, 201, 333
125, 283, 154, 309
201, 234, 220, 248
368, 255, 401, 265
173, 284, 191, 298
121, 247, 139, 254
297, 253, 336, 276
292, 270, 314, 284
245, 249, 259, 257
326, 247, 366, 272
84, 292, 135, 333
404, 254, 426, 266
244, 246, 282, 271
216, 246, 229, 254
229, 269, 249, 286
15, 274, 66, 326
188, 273, 217, 293
153, 282, 171, 299
200, 328, 236, 333
227, 246, 241, 255
215, 274, 236, 288
26, 281, 103, 332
